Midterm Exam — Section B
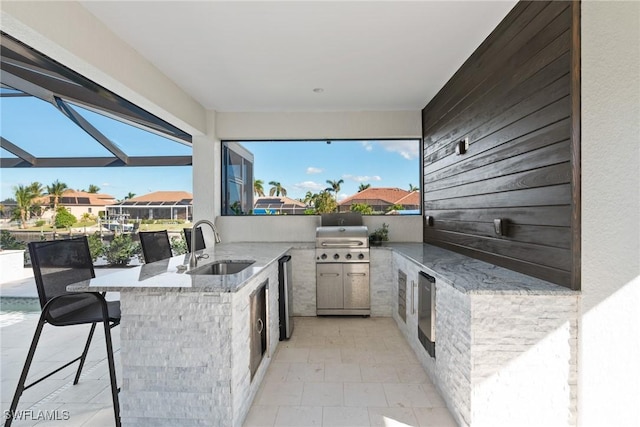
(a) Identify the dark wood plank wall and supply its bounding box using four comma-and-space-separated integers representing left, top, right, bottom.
421, 1, 580, 289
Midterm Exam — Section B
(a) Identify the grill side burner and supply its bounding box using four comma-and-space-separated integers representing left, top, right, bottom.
315, 224, 370, 316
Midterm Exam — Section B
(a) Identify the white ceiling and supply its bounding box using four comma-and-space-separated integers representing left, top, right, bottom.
81, 1, 517, 113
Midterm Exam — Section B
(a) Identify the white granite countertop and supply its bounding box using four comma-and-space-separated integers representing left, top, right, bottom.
385, 243, 577, 295
67, 243, 312, 294
66, 240, 574, 296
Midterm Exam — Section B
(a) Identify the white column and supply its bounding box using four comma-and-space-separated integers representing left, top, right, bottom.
580, 2, 640, 426
192, 110, 221, 243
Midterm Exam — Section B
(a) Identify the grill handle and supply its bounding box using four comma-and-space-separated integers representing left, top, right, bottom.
320, 241, 364, 247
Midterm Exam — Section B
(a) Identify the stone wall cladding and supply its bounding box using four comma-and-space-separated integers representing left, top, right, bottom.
390, 249, 578, 427
119, 262, 280, 427
120, 291, 233, 426
370, 248, 393, 316
470, 294, 578, 426
435, 282, 472, 426
290, 248, 316, 316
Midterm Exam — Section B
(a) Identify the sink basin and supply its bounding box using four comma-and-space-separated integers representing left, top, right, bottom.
187, 260, 255, 275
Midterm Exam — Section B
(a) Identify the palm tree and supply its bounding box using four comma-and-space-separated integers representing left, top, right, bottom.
27, 182, 45, 220
254, 179, 265, 197
408, 184, 419, 192
14, 185, 36, 229
28, 182, 44, 197
124, 192, 136, 200
46, 180, 68, 225
87, 184, 100, 193
358, 183, 371, 192
303, 191, 315, 206
268, 181, 287, 197
325, 179, 344, 199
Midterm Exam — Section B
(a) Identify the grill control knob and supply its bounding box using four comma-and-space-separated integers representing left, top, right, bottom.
346, 253, 352, 260
358, 253, 365, 260
333, 253, 340, 260
320, 254, 327, 260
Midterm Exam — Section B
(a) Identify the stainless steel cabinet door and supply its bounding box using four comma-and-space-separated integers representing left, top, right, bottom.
316, 263, 343, 309
250, 281, 268, 380
343, 263, 370, 309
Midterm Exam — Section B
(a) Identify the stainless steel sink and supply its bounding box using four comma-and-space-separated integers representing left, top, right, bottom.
187, 260, 255, 275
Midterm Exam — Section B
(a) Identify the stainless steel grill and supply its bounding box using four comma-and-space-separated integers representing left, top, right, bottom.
315, 216, 370, 316
315, 226, 370, 263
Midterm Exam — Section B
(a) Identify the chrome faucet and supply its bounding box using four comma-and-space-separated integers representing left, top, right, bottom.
188, 219, 221, 268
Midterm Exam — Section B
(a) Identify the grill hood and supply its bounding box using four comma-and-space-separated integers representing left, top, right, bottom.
316, 226, 369, 248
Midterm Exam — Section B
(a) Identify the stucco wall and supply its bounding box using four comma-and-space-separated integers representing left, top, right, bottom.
580, 2, 640, 425
215, 111, 422, 140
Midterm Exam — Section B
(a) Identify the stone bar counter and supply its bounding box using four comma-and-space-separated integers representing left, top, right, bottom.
68, 243, 295, 427
383, 243, 579, 427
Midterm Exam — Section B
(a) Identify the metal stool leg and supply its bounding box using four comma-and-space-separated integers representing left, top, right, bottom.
4, 312, 47, 427
73, 323, 97, 385
103, 319, 120, 427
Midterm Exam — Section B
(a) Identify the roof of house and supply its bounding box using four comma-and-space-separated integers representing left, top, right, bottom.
36, 189, 117, 206
338, 187, 415, 206
254, 196, 306, 208
395, 191, 421, 206
109, 191, 193, 207
126, 191, 193, 203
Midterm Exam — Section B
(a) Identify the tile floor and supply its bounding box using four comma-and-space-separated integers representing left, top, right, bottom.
1, 311, 455, 427
243, 317, 455, 427
1, 312, 121, 427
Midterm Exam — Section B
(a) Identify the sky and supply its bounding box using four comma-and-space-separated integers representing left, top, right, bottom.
1, 88, 419, 202
0, 140, 419, 202
0, 92, 192, 201
243, 140, 420, 201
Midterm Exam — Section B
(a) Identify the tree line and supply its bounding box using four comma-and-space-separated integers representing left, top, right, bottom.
252, 179, 418, 214
1, 180, 137, 229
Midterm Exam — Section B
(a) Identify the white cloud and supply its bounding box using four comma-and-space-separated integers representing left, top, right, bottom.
306, 167, 323, 174
292, 181, 325, 192
361, 141, 374, 152
342, 174, 382, 183
337, 193, 349, 201
377, 140, 420, 160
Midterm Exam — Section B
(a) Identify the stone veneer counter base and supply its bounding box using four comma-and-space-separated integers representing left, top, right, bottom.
68, 243, 309, 427
385, 243, 578, 427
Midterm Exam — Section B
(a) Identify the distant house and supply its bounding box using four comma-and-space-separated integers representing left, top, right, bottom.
107, 191, 193, 221
37, 189, 116, 219
253, 196, 308, 215
338, 187, 420, 213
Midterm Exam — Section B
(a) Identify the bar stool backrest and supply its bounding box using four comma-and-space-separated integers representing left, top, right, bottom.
139, 230, 172, 263
28, 237, 96, 324
183, 227, 206, 252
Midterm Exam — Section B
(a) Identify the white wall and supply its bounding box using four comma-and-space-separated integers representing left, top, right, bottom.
217, 215, 423, 243
216, 111, 422, 140
580, 2, 640, 426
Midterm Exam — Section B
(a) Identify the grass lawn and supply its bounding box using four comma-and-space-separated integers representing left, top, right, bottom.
16, 221, 188, 233
136, 223, 188, 233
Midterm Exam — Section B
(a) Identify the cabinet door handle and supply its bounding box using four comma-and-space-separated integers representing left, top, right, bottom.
256, 318, 264, 334
347, 273, 366, 277
320, 273, 340, 277
411, 280, 415, 314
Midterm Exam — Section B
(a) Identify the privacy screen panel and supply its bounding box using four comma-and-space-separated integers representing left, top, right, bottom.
421, 1, 580, 289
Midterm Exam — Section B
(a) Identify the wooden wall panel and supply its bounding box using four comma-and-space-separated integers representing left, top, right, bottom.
421, 1, 580, 289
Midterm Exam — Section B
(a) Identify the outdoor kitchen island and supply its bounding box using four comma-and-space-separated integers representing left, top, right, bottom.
67, 242, 300, 427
